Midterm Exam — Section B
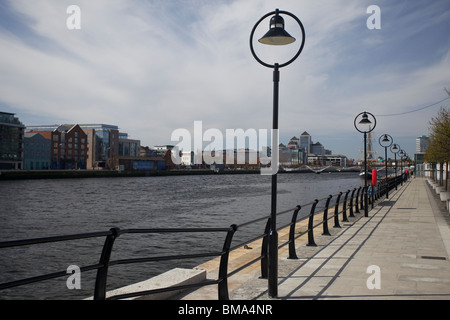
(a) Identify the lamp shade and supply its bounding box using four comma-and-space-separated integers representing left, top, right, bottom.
358, 112, 372, 124
258, 14, 296, 45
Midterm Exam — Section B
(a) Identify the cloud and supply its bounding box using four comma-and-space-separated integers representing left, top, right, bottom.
0, 0, 449, 160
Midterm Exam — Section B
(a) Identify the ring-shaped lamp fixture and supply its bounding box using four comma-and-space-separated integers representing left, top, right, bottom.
258, 12, 296, 45
379, 134, 393, 148
250, 9, 306, 69
354, 111, 377, 133
390, 143, 400, 154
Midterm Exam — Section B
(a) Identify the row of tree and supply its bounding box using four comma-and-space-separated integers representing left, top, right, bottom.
425, 106, 449, 189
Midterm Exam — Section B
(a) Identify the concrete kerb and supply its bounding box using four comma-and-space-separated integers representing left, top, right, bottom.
85, 268, 207, 300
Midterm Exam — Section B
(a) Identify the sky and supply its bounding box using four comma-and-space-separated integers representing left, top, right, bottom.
0, 0, 449, 161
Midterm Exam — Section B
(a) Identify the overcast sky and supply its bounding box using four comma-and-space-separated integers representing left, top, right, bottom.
0, 0, 449, 160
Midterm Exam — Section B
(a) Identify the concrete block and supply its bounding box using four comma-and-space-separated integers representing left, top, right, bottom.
87, 268, 207, 300
435, 186, 445, 194
440, 191, 450, 202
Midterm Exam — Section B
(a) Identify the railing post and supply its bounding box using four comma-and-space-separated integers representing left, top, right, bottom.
322, 195, 333, 236
94, 227, 121, 300
218, 224, 238, 300
307, 200, 319, 247
371, 185, 375, 208
380, 180, 384, 198
260, 217, 271, 279
288, 206, 301, 259
360, 186, 366, 212
334, 192, 343, 228
342, 190, 350, 222
349, 188, 356, 218
355, 187, 361, 213
374, 182, 378, 200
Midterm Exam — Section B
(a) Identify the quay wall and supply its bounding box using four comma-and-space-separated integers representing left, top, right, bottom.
0, 167, 360, 180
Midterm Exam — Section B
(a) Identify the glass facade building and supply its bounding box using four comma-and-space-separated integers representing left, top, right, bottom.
0, 112, 25, 169
299, 131, 311, 155
416, 135, 429, 153
78, 124, 119, 169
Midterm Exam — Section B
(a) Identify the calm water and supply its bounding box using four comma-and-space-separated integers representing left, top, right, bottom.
0, 172, 363, 299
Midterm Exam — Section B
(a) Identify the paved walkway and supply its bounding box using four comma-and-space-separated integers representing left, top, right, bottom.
180, 177, 450, 300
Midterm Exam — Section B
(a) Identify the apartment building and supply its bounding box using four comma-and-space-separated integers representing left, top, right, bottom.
23, 132, 51, 170
28, 124, 88, 169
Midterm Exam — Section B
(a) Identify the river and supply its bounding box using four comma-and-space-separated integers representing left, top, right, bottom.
0, 172, 363, 299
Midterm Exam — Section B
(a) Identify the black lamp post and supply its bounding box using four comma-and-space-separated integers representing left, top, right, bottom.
399, 149, 405, 185
390, 144, 400, 190
354, 111, 376, 217
379, 134, 393, 199
250, 9, 305, 298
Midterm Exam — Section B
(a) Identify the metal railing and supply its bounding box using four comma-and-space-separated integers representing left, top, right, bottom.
0, 175, 406, 300
0, 226, 237, 300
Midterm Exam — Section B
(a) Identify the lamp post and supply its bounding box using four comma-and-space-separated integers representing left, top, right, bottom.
399, 149, 405, 185
390, 143, 400, 190
250, 9, 305, 298
354, 111, 376, 217
379, 134, 393, 199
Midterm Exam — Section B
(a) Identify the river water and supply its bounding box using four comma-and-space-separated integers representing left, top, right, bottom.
0, 172, 363, 299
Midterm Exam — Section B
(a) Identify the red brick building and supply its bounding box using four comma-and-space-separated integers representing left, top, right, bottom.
29, 124, 88, 169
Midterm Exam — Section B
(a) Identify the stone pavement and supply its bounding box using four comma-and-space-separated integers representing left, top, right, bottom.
180, 177, 450, 300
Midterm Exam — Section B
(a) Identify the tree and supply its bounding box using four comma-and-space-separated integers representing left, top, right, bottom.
425, 107, 450, 188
